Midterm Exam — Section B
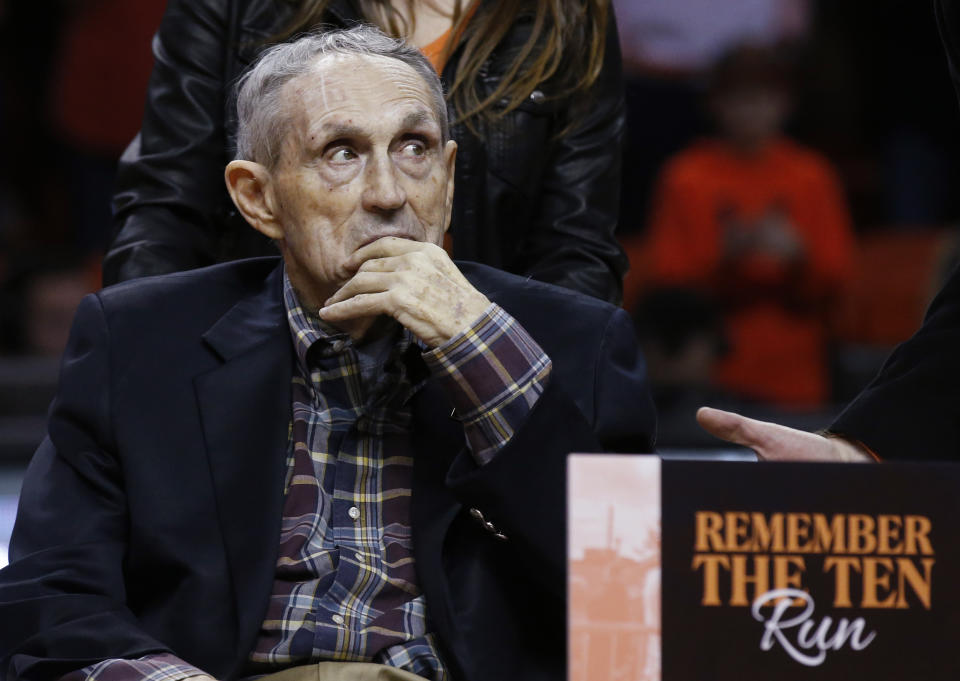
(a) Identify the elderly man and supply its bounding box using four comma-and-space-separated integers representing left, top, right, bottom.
0, 26, 655, 681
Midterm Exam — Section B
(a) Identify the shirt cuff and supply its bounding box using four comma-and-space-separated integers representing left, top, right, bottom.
422, 303, 552, 464
823, 431, 882, 461
61, 653, 207, 681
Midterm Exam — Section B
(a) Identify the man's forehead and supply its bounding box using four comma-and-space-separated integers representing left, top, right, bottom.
285, 53, 437, 123
313, 109, 437, 139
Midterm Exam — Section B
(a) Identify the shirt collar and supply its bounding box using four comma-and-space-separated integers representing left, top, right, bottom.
282, 269, 350, 370
281, 269, 430, 391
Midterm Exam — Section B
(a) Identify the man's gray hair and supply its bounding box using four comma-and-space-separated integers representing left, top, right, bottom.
235, 24, 449, 167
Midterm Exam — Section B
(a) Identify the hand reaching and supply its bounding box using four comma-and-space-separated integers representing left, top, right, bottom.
696, 406, 874, 462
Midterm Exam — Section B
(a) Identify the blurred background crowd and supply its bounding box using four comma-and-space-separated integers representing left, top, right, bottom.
0, 0, 958, 467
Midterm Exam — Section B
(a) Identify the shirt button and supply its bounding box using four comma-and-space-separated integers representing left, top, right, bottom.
330, 340, 346, 352
354, 552, 365, 562
331, 614, 345, 625
348, 506, 361, 520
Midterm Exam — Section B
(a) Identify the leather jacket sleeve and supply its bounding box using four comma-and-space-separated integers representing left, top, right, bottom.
512, 10, 629, 305
103, 0, 245, 285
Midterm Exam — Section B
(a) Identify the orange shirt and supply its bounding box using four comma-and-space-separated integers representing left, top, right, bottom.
420, 1, 479, 74
644, 138, 854, 407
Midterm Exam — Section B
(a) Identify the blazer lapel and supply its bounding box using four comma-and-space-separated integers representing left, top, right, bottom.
193, 264, 292, 672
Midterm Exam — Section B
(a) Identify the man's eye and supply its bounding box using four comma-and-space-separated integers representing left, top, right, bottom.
330, 148, 357, 162
401, 141, 426, 157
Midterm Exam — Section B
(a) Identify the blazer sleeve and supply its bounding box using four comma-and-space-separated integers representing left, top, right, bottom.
829, 263, 960, 460
103, 0, 236, 285
444, 306, 656, 595
0, 295, 174, 681
512, 10, 629, 305
828, 0, 960, 460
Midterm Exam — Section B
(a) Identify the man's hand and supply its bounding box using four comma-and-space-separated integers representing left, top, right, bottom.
696, 406, 874, 462
320, 237, 491, 347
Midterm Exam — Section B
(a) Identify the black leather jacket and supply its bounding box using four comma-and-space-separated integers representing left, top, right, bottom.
104, 0, 628, 303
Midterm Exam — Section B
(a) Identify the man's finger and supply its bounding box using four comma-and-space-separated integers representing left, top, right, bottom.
320, 290, 446, 346
324, 271, 396, 306
695, 406, 764, 449
319, 291, 393, 322
356, 255, 407, 274
345, 237, 437, 270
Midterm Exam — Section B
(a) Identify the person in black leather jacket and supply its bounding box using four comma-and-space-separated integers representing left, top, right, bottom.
104, 0, 629, 304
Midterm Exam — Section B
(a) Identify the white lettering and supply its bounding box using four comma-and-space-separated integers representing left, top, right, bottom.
751, 588, 876, 666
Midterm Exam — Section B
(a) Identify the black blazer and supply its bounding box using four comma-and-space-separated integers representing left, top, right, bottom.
0, 258, 656, 681
829, 0, 960, 461
103, 0, 628, 303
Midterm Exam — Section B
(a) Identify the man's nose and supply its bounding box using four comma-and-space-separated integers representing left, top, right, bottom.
361, 152, 406, 214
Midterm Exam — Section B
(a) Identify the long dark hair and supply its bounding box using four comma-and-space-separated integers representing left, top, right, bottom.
271, 0, 610, 125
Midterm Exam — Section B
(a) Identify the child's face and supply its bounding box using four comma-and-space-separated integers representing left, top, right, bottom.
712, 88, 790, 148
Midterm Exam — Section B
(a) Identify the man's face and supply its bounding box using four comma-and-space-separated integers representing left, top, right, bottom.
268, 53, 456, 307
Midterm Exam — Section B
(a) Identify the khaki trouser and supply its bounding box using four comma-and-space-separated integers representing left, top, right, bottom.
258, 662, 425, 681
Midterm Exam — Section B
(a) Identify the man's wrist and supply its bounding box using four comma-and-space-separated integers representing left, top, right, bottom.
422, 303, 551, 463
422, 303, 549, 416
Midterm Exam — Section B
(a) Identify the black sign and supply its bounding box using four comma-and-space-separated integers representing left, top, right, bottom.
661, 460, 960, 679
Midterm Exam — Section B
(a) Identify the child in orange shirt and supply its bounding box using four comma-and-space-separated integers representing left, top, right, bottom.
645, 44, 854, 408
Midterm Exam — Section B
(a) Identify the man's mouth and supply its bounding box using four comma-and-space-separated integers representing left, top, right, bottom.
357, 232, 419, 249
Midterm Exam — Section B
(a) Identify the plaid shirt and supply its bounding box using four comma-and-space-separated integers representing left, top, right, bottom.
64, 271, 551, 681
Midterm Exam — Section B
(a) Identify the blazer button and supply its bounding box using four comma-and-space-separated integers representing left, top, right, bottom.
493, 532, 509, 542
529, 89, 545, 104
469, 507, 485, 522
483, 521, 497, 533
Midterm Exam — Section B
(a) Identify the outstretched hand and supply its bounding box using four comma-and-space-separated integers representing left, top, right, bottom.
696, 407, 874, 463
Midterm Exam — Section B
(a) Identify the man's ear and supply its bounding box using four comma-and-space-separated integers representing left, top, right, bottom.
442, 139, 457, 234
224, 160, 284, 240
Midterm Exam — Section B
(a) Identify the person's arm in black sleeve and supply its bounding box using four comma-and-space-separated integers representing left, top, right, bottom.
0, 295, 180, 679
513, 10, 629, 305
103, 0, 235, 285
829, 263, 960, 461
827, 1, 960, 461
